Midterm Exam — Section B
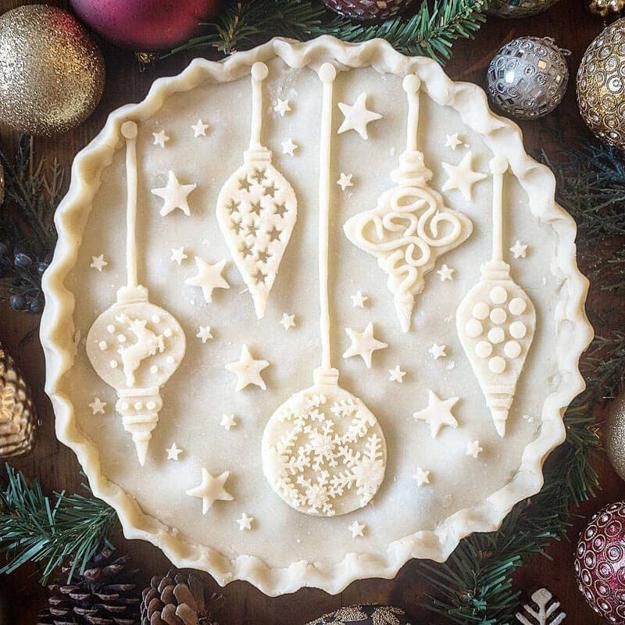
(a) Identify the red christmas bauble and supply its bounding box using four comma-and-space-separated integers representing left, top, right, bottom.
69, 0, 220, 50
575, 502, 625, 624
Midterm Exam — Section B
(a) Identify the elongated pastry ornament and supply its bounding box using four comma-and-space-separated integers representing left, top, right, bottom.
455, 156, 536, 437
216, 62, 298, 319
86, 122, 186, 465
344, 75, 473, 332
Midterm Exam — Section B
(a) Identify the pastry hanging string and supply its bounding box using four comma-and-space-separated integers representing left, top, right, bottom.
121, 120, 139, 289
490, 155, 508, 262
249, 62, 268, 151
403, 74, 420, 153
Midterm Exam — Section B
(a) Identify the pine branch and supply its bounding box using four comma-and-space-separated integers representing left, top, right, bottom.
0, 465, 119, 584
167, 0, 488, 64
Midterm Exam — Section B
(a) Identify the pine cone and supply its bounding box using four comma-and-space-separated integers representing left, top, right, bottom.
140, 571, 214, 625
38, 547, 141, 625
0, 340, 37, 458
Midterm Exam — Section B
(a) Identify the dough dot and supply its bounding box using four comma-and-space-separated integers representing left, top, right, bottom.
472, 302, 490, 320
465, 319, 483, 338
488, 327, 505, 344
475, 341, 493, 358
509, 297, 527, 315
106, 324, 116, 334
490, 307, 507, 325
147, 401, 157, 410
509, 321, 527, 339
504, 340, 522, 359
134, 401, 143, 410
489, 286, 508, 304
489, 356, 506, 374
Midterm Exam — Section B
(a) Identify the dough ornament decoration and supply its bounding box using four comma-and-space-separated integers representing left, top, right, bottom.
216, 62, 298, 319
344, 75, 473, 332
455, 157, 536, 437
262, 64, 387, 517
86, 121, 186, 466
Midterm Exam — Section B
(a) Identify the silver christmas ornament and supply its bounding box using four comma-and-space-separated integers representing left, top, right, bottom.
486, 37, 570, 121
605, 394, 625, 482
488, 0, 560, 17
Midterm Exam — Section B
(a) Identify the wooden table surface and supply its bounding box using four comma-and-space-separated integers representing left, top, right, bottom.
2, 1, 624, 623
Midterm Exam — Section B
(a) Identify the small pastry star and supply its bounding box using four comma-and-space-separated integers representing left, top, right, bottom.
151, 171, 197, 217
342, 322, 388, 369
337, 172, 354, 191
236, 512, 255, 531
152, 130, 170, 148
166, 443, 183, 461
89, 397, 107, 415
510, 240, 528, 259
279, 313, 296, 330
225, 345, 269, 391
338, 93, 383, 140
281, 138, 298, 156
220, 414, 238, 430
412, 467, 431, 486
170, 247, 188, 265
185, 256, 229, 303
388, 365, 406, 383
466, 440, 483, 459
350, 291, 368, 308
437, 264, 455, 281
348, 521, 366, 538
413, 390, 459, 438
441, 151, 487, 201
185, 468, 234, 515
429, 343, 447, 360
274, 98, 291, 116
196, 326, 213, 343
90, 254, 108, 272
191, 119, 209, 137
445, 133, 463, 151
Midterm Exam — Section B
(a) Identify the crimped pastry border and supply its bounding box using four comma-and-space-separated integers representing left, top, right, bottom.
40, 36, 593, 596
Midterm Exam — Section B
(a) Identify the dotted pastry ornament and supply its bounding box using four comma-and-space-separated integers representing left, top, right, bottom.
216, 62, 297, 319
86, 122, 186, 466
262, 64, 387, 517
344, 75, 473, 333
456, 157, 535, 437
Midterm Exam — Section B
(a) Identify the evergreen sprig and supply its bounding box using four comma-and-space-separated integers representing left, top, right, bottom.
0, 465, 119, 584
168, 0, 488, 64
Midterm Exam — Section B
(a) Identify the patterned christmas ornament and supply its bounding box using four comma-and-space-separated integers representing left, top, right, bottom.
605, 395, 625, 481
588, 0, 625, 14
305, 605, 410, 625
486, 37, 569, 120
321, 0, 414, 20
488, 0, 560, 17
575, 501, 625, 625
0, 5, 104, 136
577, 19, 625, 150
0, 341, 37, 458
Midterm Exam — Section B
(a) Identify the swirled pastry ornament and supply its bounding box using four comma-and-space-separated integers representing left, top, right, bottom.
344, 75, 473, 332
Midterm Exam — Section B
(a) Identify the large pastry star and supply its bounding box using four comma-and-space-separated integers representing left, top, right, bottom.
441, 151, 487, 201
413, 390, 459, 438
337, 93, 382, 140
342, 322, 388, 369
225, 345, 269, 391
185, 256, 229, 303
151, 171, 197, 217
186, 468, 234, 515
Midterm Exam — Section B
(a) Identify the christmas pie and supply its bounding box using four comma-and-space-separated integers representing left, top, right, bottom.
41, 37, 593, 595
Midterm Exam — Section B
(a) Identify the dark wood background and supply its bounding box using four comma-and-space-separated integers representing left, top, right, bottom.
1, 1, 624, 623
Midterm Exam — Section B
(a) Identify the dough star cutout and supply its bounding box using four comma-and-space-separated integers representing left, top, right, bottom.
236, 512, 254, 531
185, 256, 230, 303
191, 119, 209, 137
337, 172, 354, 191
152, 130, 169, 148
225, 345, 269, 391
412, 467, 431, 486
89, 397, 107, 415
274, 98, 291, 116
185, 468, 234, 515
437, 264, 455, 281
196, 326, 213, 343
413, 390, 459, 438
170, 247, 188, 265
466, 440, 483, 458
151, 171, 197, 217
342, 322, 388, 368
348, 521, 366, 538
429, 343, 447, 360
350, 291, 368, 308
441, 151, 487, 201
510, 240, 528, 259
445, 133, 463, 151
90, 254, 108, 272
388, 365, 406, 383
281, 138, 298, 156
220, 414, 238, 430
337, 93, 382, 140
279, 313, 296, 330
166, 442, 183, 461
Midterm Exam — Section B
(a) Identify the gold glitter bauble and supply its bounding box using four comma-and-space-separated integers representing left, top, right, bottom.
588, 0, 625, 16
0, 5, 105, 136
577, 18, 625, 150
605, 394, 625, 482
